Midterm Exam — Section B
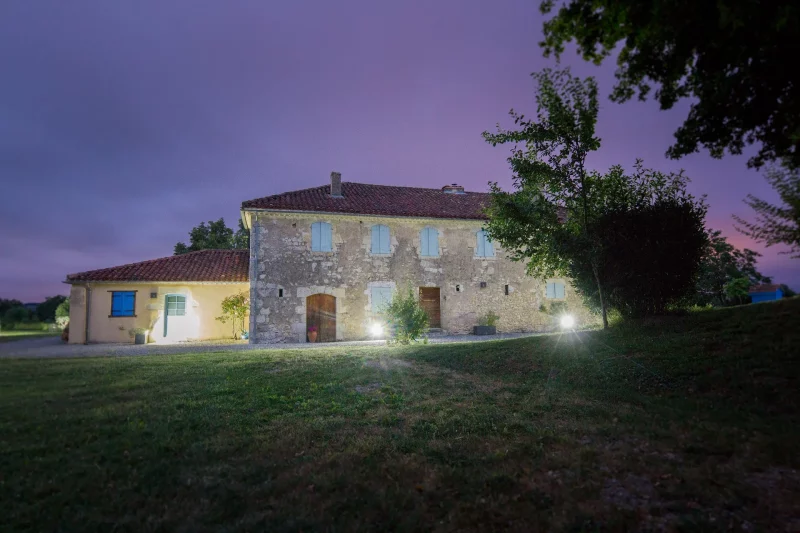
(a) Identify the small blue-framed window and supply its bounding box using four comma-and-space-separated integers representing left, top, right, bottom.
546, 282, 565, 299
110, 291, 136, 317
370, 224, 390, 254
420, 227, 439, 257
475, 229, 495, 257
311, 221, 333, 252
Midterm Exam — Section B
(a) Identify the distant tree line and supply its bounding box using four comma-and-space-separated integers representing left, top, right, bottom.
0, 295, 68, 330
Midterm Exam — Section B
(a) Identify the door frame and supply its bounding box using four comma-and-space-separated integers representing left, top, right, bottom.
163, 293, 187, 338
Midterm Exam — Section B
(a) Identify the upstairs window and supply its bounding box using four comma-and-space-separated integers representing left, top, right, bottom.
370, 224, 390, 254
110, 291, 136, 317
420, 227, 439, 257
311, 221, 333, 252
475, 229, 495, 257
546, 282, 565, 299
371, 287, 393, 313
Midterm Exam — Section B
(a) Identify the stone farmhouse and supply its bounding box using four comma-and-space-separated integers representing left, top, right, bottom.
65, 172, 589, 344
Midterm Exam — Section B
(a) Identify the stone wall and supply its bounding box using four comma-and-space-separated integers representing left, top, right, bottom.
247, 211, 594, 343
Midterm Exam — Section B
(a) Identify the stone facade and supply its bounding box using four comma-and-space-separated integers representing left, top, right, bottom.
246, 210, 593, 343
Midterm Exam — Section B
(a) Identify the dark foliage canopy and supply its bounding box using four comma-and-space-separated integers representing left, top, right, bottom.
571, 200, 708, 317
0, 299, 23, 318
35, 295, 68, 323
540, 0, 800, 169
174, 218, 249, 255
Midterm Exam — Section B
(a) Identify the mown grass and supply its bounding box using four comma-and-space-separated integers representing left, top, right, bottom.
0, 330, 59, 343
1, 299, 798, 532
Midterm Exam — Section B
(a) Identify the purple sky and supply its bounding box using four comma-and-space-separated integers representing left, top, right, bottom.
1, 0, 796, 302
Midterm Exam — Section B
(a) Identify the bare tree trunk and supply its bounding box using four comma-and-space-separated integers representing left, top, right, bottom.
592, 262, 609, 329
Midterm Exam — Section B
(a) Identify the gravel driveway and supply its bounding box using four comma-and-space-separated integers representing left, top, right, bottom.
0, 332, 542, 359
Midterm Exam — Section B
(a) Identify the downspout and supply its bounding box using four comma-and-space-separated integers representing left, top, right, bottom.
84, 285, 91, 345
248, 213, 258, 344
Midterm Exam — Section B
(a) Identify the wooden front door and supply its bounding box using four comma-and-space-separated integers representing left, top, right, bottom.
306, 294, 336, 342
419, 287, 441, 328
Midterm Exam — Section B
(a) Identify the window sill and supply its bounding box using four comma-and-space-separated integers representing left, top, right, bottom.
474, 255, 497, 260
370, 253, 392, 257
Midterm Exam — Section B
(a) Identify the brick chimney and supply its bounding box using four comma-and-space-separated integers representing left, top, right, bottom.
330, 171, 342, 197
442, 183, 465, 194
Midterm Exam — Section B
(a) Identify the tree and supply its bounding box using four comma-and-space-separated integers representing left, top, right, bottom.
174, 218, 249, 255
384, 287, 429, 345
36, 295, 67, 323
483, 68, 610, 326
724, 277, 751, 306
566, 164, 708, 317
55, 298, 70, 328
780, 284, 796, 298
3, 306, 30, 327
695, 230, 770, 306
539, 0, 800, 169
0, 299, 23, 318
216, 291, 249, 340
733, 165, 800, 258
232, 219, 250, 250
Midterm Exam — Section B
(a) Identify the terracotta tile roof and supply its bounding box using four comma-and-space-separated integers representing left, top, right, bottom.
749, 283, 782, 293
65, 249, 249, 283
242, 182, 490, 220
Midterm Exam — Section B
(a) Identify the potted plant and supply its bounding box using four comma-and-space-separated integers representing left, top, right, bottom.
473, 311, 499, 335
129, 327, 148, 345
307, 325, 318, 343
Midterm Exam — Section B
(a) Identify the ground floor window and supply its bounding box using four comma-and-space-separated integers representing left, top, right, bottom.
371, 287, 393, 313
546, 282, 565, 299
110, 291, 136, 317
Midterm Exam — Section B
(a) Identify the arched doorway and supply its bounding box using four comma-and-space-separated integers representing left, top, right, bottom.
306, 294, 336, 342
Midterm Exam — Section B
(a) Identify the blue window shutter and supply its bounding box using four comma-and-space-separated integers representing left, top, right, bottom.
556, 283, 565, 299
476, 229, 494, 257
322, 222, 332, 251
420, 228, 429, 256
311, 222, 320, 251
485, 233, 495, 257
371, 226, 380, 253
123, 292, 135, 315
312, 222, 332, 251
380, 225, 389, 253
111, 293, 122, 315
111, 291, 135, 316
546, 283, 555, 299
423, 228, 438, 257
372, 225, 390, 254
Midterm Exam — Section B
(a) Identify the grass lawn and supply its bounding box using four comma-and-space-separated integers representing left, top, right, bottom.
1, 300, 798, 532
0, 330, 60, 343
